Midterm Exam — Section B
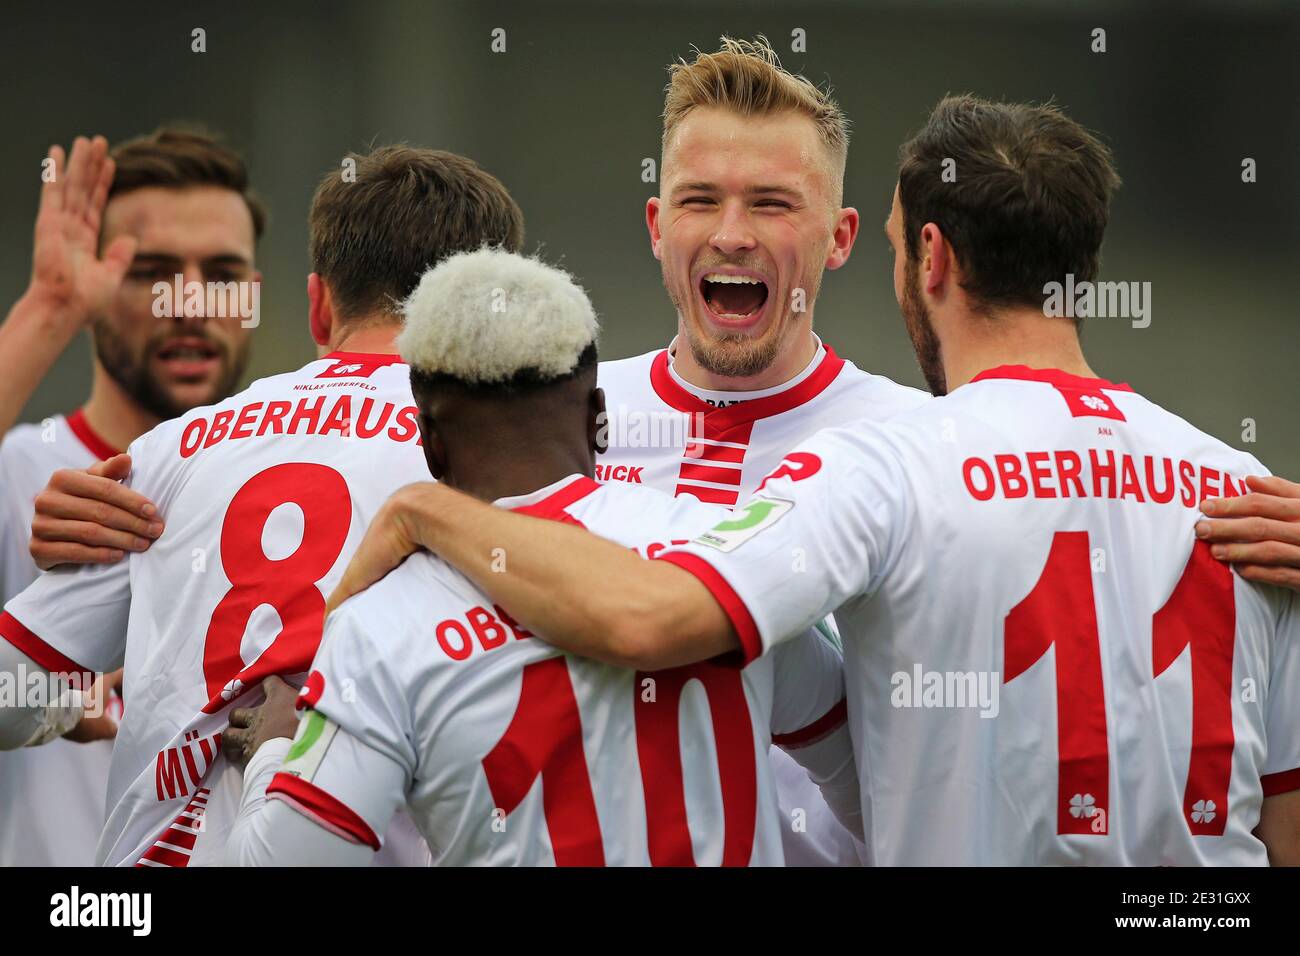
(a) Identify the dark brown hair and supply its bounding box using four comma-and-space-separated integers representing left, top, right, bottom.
109, 127, 267, 239
898, 95, 1121, 312
309, 146, 525, 322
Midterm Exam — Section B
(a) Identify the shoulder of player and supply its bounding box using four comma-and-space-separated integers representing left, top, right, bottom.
0, 417, 98, 474
598, 348, 661, 376
329, 551, 476, 647
579, 481, 725, 543
1112, 389, 1272, 475
0, 420, 54, 461
825, 357, 931, 417
597, 349, 661, 397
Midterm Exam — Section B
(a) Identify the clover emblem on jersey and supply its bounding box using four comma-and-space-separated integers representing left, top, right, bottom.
1191, 798, 1217, 824
1080, 394, 1110, 412
332, 363, 363, 375
1068, 792, 1098, 818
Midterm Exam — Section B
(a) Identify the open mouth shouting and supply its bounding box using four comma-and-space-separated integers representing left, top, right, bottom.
697, 270, 770, 332
154, 336, 224, 382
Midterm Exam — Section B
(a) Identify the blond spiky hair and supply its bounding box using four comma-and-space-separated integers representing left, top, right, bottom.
397, 248, 599, 385
662, 35, 850, 186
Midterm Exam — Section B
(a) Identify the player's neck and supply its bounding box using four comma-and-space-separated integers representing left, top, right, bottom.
944, 307, 1097, 392
451, 437, 594, 505
81, 364, 162, 452
329, 320, 402, 356
670, 326, 819, 392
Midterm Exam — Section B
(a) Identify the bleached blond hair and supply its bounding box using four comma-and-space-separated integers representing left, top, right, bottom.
662, 36, 850, 196
397, 248, 599, 385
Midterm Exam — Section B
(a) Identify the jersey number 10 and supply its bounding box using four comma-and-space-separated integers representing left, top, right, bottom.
482, 657, 758, 866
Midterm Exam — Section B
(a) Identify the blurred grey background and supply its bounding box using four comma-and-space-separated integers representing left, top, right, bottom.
2, 0, 1297, 471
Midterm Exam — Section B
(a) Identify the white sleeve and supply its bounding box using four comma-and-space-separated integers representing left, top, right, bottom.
658, 422, 912, 664
227, 733, 379, 867
766, 622, 862, 842
0, 638, 84, 749
1262, 588, 1300, 795
0, 433, 150, 674
230, 595, 420, 861
0, 557, 131, 675
0, 444, 22, 597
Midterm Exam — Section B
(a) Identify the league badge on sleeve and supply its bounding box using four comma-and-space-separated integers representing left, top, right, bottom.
694, 495, 794, 553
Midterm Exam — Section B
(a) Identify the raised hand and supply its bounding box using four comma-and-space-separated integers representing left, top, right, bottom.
29, 135, 137, 326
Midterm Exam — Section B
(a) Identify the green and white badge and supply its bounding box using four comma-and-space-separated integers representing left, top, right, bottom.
694, 495, 794, 553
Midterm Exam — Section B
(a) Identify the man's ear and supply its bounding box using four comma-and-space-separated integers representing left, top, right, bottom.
824, 206, 860, 271
920, 223, 952, 296
646, 197, 663, 260
416, 416, 446, 481
589, 386, 608, 456
308, 273, 333, 347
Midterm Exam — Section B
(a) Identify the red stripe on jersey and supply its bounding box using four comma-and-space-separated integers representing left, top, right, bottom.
65, 409, 121, 461
1262, 766, 1300, 797
772, 698, 848, 749
511, 476, 602, 521
138, 844, 190, 867
0, 610, 93, 677
970, 365, 1135, 392
674, 483, 740, 506
267, 773, 381, 849
159, 826, 199, 850
678, 462, 744, 486
656, 551, 762, 666
135, 788, 210, 867
684, 442, 747, 464
649, 346, 847, 425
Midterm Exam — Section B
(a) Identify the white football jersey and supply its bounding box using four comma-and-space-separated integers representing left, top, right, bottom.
0, 352, 433, 867
597, 339, 927, 866
271, 476, 849, 865
663, 365, 1300, 865
596, 339, 928, 507
0, 412, 119, 866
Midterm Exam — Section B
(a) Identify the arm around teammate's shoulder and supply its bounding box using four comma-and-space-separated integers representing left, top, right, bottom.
329, 481, 740, 671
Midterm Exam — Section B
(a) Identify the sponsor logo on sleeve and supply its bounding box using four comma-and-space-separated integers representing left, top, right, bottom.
281, 709, 340, 783
693, 495, 793, 553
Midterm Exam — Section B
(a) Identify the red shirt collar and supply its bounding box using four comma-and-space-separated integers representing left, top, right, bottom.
321, 350, 404, 366
66, 409, 122, 461
507, 475, 602, 521
969, 365, 1134, 393
648, 344, 846, 427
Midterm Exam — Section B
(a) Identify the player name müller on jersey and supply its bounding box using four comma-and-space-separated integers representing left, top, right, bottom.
0, 352, 431, 867
272, 476, 848, 866
661, 365, 1300, 865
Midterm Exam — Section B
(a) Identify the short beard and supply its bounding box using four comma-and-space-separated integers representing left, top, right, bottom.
680, 322, 786, 379
92, 320, 249, 421
902, 255, 946, 396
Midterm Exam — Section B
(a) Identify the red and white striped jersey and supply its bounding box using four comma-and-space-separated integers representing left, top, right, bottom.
0, 352, 432, 867
595, 340, 928, 508
597, 339, 927, 865
271, 475, 849, 865
0, 412, 118, 865
663, 366, 1300, 865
